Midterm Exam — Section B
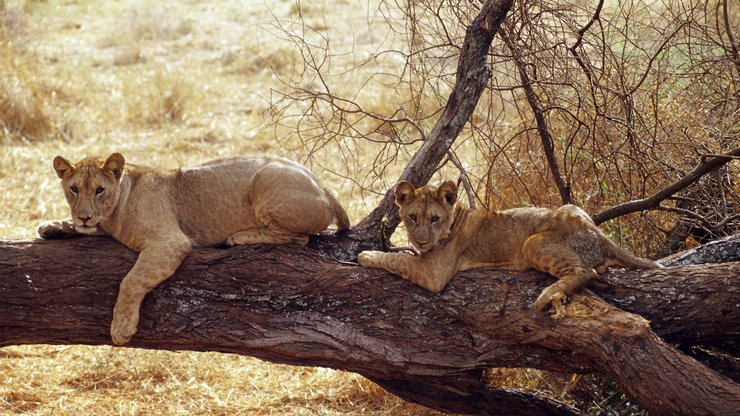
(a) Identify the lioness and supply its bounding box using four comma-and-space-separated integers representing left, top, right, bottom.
358, 180, 661, 313
39, 153, 350, 345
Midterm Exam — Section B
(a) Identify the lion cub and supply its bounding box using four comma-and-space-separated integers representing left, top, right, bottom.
358, 180, 661, 313
39, 153, 350, 345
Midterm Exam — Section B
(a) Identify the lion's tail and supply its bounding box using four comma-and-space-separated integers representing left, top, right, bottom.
325, 189, 350, 230
602, 238, 663, 269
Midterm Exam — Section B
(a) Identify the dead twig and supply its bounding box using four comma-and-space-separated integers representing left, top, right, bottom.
447, 150, 477, 209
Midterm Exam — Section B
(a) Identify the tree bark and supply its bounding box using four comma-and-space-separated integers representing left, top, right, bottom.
1, 236, 738, 415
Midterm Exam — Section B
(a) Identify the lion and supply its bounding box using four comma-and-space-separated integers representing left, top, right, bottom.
358, 180, 662, 314
39, 153, 350, 345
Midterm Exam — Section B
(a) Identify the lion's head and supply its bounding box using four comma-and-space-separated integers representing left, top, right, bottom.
395, 180, 458, 253
53, 153, 125, 234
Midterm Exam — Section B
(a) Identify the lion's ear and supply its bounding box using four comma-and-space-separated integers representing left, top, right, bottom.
103, 153, 126, 181
53, 156, 75, 179
395, 181, 416, 205
437, 181, 458, 206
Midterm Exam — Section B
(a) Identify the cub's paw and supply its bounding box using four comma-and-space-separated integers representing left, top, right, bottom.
37, 220, 75, 239
110, 304, 139, 346
357, 250, 384, 267
225, 234, 242, 247
534, 284, 567, 318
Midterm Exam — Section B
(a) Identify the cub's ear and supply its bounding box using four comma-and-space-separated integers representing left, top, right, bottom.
394, 180, 416, 205
103, 153, 126, 181
437, 180, 458, 206
52, 156, 75, 179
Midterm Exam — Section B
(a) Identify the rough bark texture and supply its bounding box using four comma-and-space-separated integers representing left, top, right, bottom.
1, 236, 738, 415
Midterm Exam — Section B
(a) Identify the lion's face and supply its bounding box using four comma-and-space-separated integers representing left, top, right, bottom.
53, 153, 125, 234
395, 180, 458, 253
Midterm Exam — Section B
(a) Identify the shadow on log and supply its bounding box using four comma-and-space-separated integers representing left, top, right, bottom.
1, 236, 738, 415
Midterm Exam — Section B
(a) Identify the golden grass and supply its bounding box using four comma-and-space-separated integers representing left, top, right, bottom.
0, 37, 52, 140
0, 346, 436, 415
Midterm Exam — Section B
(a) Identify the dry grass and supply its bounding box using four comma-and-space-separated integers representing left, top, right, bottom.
0, 346, 435, 415
0, 29, 52, 140
0, 0, 444, 414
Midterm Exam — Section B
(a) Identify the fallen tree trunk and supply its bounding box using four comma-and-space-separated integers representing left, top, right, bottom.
1, 237, 738, 415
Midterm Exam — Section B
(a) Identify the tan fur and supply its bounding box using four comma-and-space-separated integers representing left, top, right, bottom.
39, 153, 350, 345
358, 180, 661, 313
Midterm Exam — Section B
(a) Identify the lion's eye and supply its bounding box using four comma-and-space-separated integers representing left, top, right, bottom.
431, 215, 440, 223
95, 187, 105, 196
70, 186, 78, 195
408, 214, 417, 222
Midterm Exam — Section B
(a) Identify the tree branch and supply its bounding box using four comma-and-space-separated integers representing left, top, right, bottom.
447, 150, 478, 209
499, 27, 572, 205
592, 147, 740, 225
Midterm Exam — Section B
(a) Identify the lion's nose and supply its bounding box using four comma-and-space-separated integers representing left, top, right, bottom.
77, 214, 92, 223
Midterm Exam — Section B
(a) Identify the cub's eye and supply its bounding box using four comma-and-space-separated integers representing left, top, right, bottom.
431, 215, 440, 223
408, 214, 417, 222
69, 186, 78, 195
95, 187, 105, 196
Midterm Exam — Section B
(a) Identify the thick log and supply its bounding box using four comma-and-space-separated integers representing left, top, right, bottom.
1, 237, 738, 415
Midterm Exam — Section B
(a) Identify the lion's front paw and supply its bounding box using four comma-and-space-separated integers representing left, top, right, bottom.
38, 220, 75, 239
357, 250, 383, 267
110, 304, 139, 345
225, 234, 240, 246
533, 284, 567, 315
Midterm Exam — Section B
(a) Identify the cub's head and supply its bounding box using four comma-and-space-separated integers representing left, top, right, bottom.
52, 153, 126, 234
395, 180, 458, 253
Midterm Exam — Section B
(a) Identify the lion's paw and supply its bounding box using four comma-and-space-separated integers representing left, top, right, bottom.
357, 251, 383, 267
533, 284, 567, 315
225, 234, 240, 246
110, 304, 139, 345
38, 220, 73, 239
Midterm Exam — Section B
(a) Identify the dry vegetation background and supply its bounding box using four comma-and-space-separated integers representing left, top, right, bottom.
0, 0, 737, 414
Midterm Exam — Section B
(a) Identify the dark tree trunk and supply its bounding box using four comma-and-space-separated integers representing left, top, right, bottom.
1, 236, 738, 415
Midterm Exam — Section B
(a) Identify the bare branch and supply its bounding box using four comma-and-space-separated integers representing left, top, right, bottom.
446, 150, 477, 209
722, 0, 740, 75
499, 27, 572, 205
593, 147, 740, 225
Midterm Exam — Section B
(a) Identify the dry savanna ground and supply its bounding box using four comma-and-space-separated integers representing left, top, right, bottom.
0, 0, 448, 414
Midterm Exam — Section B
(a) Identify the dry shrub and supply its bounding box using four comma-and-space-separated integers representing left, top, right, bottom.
98, 7, 192, 49
0, 9, 51, 141
125, 9, 192, 43
112, 44, 145, 66
227, 47, 297, 77
123, 69, 191, 126
0, 70, 51, 140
